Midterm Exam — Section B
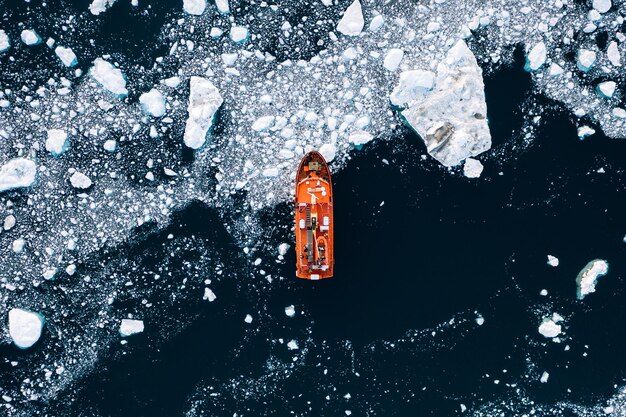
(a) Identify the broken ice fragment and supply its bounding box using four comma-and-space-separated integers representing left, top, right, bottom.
230, 26, 249, 43
4, 215, 15, 231
547, 255, 559, 267
184, 76, 223, 149
577, 49, 597, 72
90, 58, 128, 97
244, 314, 253, 323
183, 0, 206, 15
400, 40, 491, 167
8, 308, 44, 349
592, 0, 611, 13
336, 0, 364, 36
607, 41, 620, 66
577, 125, 595, 140
463, 158, 483, 178
525, 42, 547, 71
285, 305, 296, 317
119, 319, 144, 337
596, 81, 616, 98
0, 30, 11, 52
383, 48, 404, 72
540, 371, 549, 383
319, 143, 337, 162
20, 29, 41, 46
389, 70, 435, 107
348, 130, 373, 147
139, 88, 166, 117
287, 340, 299, 350
12, 238, 26, 253
252, 116, 275, 132
46, 129, 69, 156
278, 243, 290, 256
69, 172, 92, 189
538, 317, 562, 338
0, 158, 37, 193
214, 0, 229, 14
54, 46, 78, 67
203, 288, 216, 301
89, 0, 117, 15
576, 259, 608, 300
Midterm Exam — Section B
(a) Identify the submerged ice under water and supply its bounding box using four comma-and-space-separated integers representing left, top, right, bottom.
0, 0, 625, 416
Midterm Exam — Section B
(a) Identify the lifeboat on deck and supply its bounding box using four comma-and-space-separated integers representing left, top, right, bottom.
295, 151, 334, 280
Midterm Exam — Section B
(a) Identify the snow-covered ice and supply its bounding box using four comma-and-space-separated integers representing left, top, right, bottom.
576, 259, 609, 300
383, 48, 404, 72
285, 305, 296, 317
89, 58, 128, 97
69, 172, 92, 189
593, 0, 612, 13
183, 0, 206, 15
540, 371, 550, 383
8, 308, 44, 349
525, 42, 547, 71
607, 42, 621, 66
0, 30, 10, 52
597, 81, 616, 98
463, 158, 483, 178
390, 70, 435, 107
336, 0, 364, 36
214, 0, 229, 14
348, 130, 373, 147
20, 29, 41, 46
400, 40, 491, 167
252, 116, 275, 132
139, 89, 166, 117
244, 314, 253, 323
230, 26, 249, 43
45, 129, 69, 156
0, 158, 37, 193
203, 288, 216, 301
119, 319, 144, 337
287, 340, 299, 350
278, 243, 290, 256
547, 255, 559, 267
577, 126, 596, 140
319, 143, 337, 162
538, 317, 562, 338
89, 0, 117, 15
54, 46, 78, 67
577, 49, 597, 72
184, 76, 223, 149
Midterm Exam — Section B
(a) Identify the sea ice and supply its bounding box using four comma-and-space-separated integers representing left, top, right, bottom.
593, 0, 611, 13
69, 172, 92, 189
20, 29, 41, 46
389, 70, 435, 107
597, 81, 616, 98
139, 89, 166, 117
119, 319, 144, 337
577, 49, 597, 72
89, 0, 117, 15
45, 129, 69, 156
0, 158, 37, 193
244, 314, 253, 323
103, 140, 117, 152
0, 30, 10, 52
183, 0, 206, 15
538, 317, 562, 338
607, 42, 621, 66
54, 46, 78, 67
369, 15, 384, 32
278, 243, 290, 256
287, 340, 299, 350
548, 63, 564, 76
547, 255, 559, 267
230, 26, 249, 43
4, 215, 15, 230
203, 288, 216, 301
319, 143, 337, 162
525, 42, 547, 71
463, 158, 483, 178
184, 76, 223, 149
89, 58, 128, 97
12, 238, 25, 253
577, 125, 596, 139
576, 259, 608, 300
252, 116, 275, 132
336, 0, 364, 36
163, 76, 181, 88
214, 0, 229, 14
348, 130, 373, 146
285, 305, 296, 317
8, 308, 44, 349
400, 40, 491, 167
383, 48, 404, 72
540, 371, 549, 383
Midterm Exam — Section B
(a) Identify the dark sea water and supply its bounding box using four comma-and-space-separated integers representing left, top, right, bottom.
1, 1, 626, 416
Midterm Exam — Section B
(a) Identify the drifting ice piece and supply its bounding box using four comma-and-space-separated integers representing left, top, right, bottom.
538, 317, 561, 338
390, 70, 435, 107
336, 0, 364, 36
184, 76, 223, 149
547, 255, 559, 267
89, 0, 117, 15
183, 0, 206, 15
399, 40, 491, 167
0, 158, 37, 193
8, 308, 44, 349
70, 171, 92, 189
139, 89, 166, 117
119, 319, 144, 337
20, 29, 41, 46
55, 46, 78, 67
215, 0, 229, 14
525, 41, 547, 71
576, 259, 608, 300
46, 129, 69, 156
0, 30, 9, 52
463, 158, 483, 178
90, 58, 128, 97
577, 49, 597, 72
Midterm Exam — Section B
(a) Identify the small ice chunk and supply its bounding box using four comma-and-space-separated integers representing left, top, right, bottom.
90, 58, 128, 97
139, 89, 166, 117
538, 318, 562, 338
8, 308, 44, 349
244, 314, 253, 323
230, 26, 249, 43
0, 30, 10, 52
597, 81, 616, 98
184, 76, 224, 149
577, 125, 595, 140
183, 0, 206, 15
607, 41, 621, 66
262, 167, 279, 177
89, 0, 117, 15
577, 49, 597, 72
285, 305, 296, 317
463, 158, 483, 178
389, 69, 436, 107
547, 255, 559, 267
215, 0, 230, 13
287, 340, 299, 350
12, 238, 26, 253
103, 140, 117, 152
475, 316, 484, 325
119, 319, 144, 337
540, 371, 549, 383
209, 27, 223, 37
383, 48, 404, 72
252, 116, 275, 132
369, 15, 384, 32
163, 76, 181, 88
0, 158, 37, 193
45, 129, 69, 156
4, 215, 16, 230
348, 130, 373, 147
548, 63, 564, 76
576, 259, 608, 300
319, 143, 337, 162
203, 288, 216, 301
540, 289, 548, 296
20, 29, 41, 46
337, 0, 364, 36
54, 46, 78, 67
278, 243, 290, 256
525, 42, 547, 71
69, 172, 92, 189
593, 0, 611, 13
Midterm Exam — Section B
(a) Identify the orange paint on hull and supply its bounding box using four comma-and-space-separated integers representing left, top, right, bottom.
295, 151, 334, 280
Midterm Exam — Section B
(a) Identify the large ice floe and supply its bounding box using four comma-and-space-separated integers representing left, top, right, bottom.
183, 76, 223, 149
8, 308, 44, 349
576, 259, 609, 300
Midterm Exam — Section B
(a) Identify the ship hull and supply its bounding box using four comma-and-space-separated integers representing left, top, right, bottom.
295, 151, 334, 280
